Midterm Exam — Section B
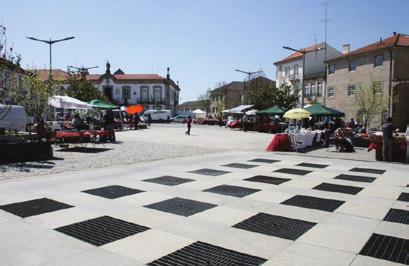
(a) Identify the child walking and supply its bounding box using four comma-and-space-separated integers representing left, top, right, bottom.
185, 116, 192, 135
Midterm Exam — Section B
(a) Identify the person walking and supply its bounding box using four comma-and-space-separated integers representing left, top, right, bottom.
382, 117, 394, 161
147, 113, 152, 127
185, 116, 192, 135
241, 114, 248, 132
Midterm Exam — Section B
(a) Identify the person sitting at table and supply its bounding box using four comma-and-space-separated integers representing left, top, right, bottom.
71, 114, 89, 130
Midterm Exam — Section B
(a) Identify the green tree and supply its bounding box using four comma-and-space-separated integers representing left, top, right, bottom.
246, 78, 276, 109
65, 69, 105, 102
355, 79, 394, 128
274, 84, 299, 111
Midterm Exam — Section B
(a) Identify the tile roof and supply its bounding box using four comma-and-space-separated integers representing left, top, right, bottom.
35, 69, 70, 81
87, 74, 165, 81
328, 33, 409, 61
274, 43, 324, 65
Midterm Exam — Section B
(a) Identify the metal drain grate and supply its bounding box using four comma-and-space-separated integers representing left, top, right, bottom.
148, 241, 267, 266
55, 216, 149, 246
143, 176, 194, 186
297, 163, 329, 169
334, 174, 376, 183
82, 185, 144, 199
233, 213, 316, 240
349, 167, 385, 175
313, 182, 363, 195
274, 168, 312, 176
222, 163, 258, 169
398, 192, 409, 202
244, 175, 291, 185
0, 198, 73, 218
144, 197, 217, 217
249, 158, 280, 163
359, 233, 409, 265
203, 185, 260, 198
383, 209, 409, 225
189, 168, 230, 176
281, 195, 345, 212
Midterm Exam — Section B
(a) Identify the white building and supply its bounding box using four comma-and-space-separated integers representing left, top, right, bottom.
274, 43, 342, 105
37, 62, 181, 115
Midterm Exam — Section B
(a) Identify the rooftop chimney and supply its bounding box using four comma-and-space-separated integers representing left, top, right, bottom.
342, 44, 350, 54
393, 32, 397, 36
379, 37, 383, 44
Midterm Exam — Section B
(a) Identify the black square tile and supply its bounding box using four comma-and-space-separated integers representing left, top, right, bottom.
383, 208, 409, 225
359, 233, 409, 265
82, 185, 144, 199
203, 185, 260, 198
297, 162, 329, 169
281, 195, 345, 212
249, 158, 280, 163
313, 182, 363, 195
274, 168, 312, 176
0, 198, 73, 218
189, 168, 230, 176
143, 176, 194, 186
233, 213, 316, 240
244, 175, 291, 185
398, 192, 409, 202
144, 197, 217, 217
334, 174, 376, 183
55, 215, 149, 246
222, 163, 258, 169
148, 241, 266, 266
349, 167, 386, 175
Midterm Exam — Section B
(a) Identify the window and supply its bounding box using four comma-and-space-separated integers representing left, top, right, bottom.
374, 54, 384, 67
122, 86, 130, 99
329, 64, 335, 74
153, 86, 162, 102
293, 65, 299, 79
140, 86, 149, 102
373, 81, 383, 95
284, 67, 290, 77
317, 82, 323, 97
347, 85, 355, 96
304, 84, 310, 97
349, 60, 357, 71
311, 83, 316, 97
328, 87, 335, 97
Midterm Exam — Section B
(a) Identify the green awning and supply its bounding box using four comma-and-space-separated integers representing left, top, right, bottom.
88, 99, 118, 109
256, 105, 285, 115
304, 103, 344, 117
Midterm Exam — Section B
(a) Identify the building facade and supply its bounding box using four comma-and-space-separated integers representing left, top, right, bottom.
274, 43, 342, 106
0, 58, 25, 104
325, 33, 409, 129
37, 62, 181, 116
177, 100, 210, 114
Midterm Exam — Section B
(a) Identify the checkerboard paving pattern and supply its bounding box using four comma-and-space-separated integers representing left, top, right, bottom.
0, 152, 407, 265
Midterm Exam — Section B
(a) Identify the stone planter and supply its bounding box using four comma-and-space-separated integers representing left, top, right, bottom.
0, 142, 53, 163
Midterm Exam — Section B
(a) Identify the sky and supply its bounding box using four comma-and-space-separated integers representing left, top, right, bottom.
2, 0, 409, 102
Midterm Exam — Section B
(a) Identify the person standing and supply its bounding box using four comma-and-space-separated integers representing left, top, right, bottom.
147, 113, 152, 127
382, 117, 394, 161
242, 114, 248, 132
185, 116, 192, 135
133, 113, 140, 130
104, 110, 115, 142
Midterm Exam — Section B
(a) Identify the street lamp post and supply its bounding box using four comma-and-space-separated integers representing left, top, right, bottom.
283, 46, 323, 108
26, 36, 75, 80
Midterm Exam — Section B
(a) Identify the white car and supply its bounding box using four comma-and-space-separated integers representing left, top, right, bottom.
172, 115, 189, 123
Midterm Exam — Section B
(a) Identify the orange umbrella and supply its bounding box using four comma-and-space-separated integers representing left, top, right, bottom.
126, 104, 144, 115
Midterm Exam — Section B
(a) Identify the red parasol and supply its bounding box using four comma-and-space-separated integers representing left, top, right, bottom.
126, 104, 144, 115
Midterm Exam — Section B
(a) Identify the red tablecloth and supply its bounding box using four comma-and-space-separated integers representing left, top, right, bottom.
368, 141, 406, 161
266, 134, 291, 151
55, 131, 83, 139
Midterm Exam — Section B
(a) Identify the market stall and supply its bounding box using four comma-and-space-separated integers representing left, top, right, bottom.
368, 133, 407, 162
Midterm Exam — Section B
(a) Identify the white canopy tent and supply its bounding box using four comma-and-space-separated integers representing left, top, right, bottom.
245, 109, 258, 116
228, 105, 254, 114
192, 109, 206, 119
48, 96, 91, 110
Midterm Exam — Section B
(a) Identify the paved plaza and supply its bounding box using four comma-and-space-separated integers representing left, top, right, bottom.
0, 125, 409, 265
0, 138, 408, 265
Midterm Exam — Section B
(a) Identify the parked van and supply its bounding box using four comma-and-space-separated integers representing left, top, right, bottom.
143, 110, 171, 123
0, 104, 28, 131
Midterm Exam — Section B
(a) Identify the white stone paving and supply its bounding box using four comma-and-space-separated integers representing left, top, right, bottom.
0, 151, 407, 265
